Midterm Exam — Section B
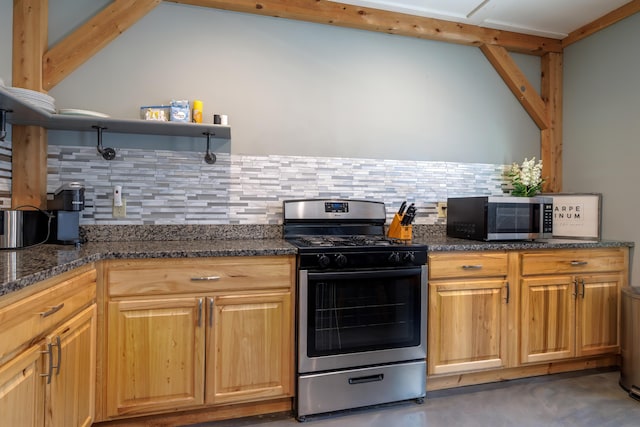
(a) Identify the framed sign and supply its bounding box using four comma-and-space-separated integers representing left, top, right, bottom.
544, 193, 602, 240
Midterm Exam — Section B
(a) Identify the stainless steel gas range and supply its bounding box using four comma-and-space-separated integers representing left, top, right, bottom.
283, 199, 428, 421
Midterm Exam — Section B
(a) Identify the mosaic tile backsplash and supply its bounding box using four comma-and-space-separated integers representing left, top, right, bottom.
0, 137, 509, 224
40, 145, 510, 225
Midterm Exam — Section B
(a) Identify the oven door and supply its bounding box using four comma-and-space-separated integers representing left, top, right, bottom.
298, 265, 427, 373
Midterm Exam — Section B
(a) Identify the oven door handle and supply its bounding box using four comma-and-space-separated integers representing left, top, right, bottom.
307, 267, 423, 281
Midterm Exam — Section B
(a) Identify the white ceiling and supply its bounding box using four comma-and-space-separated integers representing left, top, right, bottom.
328, 0, 631, 39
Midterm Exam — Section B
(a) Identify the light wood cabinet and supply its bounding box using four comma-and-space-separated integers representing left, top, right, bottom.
0, 266, 97, 427
428, 252, 509, 375
0, 345, 44, 427
106, 297, 205, 417
206, 292, 292, 404
103, 256, 295, 419
520, 249, 625, 364
428, 247, 628, 390
45, 305, 97, 427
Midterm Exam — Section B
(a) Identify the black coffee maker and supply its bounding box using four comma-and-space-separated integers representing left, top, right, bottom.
36, 182, 85, 245
19, 183, 85, 247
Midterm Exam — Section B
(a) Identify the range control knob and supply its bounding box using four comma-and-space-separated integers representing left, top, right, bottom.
388, 252, 401, 265
403, 251, 416, 264
317, 254, 331, 269
334, 253, 348, 268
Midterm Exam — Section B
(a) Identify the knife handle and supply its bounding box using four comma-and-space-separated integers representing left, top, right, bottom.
398, 201, 407, 216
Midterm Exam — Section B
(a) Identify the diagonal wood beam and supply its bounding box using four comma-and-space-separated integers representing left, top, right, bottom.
563, 0, 640, 47
166, 0, 563, 55
42, 0, 162, 91
480, 44, 550, 131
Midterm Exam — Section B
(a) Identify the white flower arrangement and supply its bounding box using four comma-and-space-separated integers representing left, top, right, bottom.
507, 157, 544, 197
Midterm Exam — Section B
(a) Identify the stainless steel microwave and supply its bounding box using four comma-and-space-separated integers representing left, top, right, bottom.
446, 196, 553, 241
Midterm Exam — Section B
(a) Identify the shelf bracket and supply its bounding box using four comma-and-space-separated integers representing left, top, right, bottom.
92, 125, 116, 160
0, 109, 11, 141
203, 132, 217, 164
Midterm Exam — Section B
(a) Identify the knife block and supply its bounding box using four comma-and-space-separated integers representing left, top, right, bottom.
387, 213, 413, 241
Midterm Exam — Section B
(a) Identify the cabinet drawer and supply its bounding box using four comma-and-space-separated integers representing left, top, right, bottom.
429, 252, 508, 280
521, 248, 626, 276
107, 256, 295, 297
0, 268, 96, 364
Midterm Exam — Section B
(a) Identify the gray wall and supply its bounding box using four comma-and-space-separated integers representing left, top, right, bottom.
563, 12, 640, 275
36, 1, 540, 164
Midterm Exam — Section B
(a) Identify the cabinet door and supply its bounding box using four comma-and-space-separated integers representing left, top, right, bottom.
0, 345, 44, 427
206, 292, 292, 404
521, 276, 575, 364
106, 297, 205, 417
576, 274, 622, 357
45, 305, 96, 427
428, 279, 508, 375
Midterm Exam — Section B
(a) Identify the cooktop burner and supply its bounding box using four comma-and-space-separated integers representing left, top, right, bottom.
289, 235, 403, 248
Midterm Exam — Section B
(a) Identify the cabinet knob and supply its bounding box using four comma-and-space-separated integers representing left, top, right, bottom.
461, 265, 482, 270
570, 260, 588, 266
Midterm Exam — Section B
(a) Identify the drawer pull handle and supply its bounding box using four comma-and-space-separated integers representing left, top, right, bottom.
40, 303, 64, 318
191, 276, 221, 281
570, 261, 588, 266
348, 374, 384, 385
461, 265, 483, 270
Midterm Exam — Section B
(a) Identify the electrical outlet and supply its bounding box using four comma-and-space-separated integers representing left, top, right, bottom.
113, 199, 126, 218
437, 202, 447, 218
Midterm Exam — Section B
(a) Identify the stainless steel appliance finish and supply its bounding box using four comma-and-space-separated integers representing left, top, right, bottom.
447, 195, 553, 241
283, 199, 428, 421
297, 360, 426, 418
298, 266, 427, 374
284, 199, 386, 222
0, 210, 23, 249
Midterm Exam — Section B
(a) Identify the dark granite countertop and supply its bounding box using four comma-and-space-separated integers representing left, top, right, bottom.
0, 230, 633, 299
415, 236, 634, 252
0, 239, 297, 298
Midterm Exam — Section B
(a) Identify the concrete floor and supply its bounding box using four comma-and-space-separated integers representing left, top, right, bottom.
187, 369, 640, 427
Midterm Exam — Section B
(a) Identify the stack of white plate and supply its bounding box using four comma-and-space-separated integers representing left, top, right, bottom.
6, 86, 56, 114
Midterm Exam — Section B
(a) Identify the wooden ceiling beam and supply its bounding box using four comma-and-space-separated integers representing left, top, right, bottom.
563, 0, 640, 47
166, 0, 562, 55
42, 0, 162, 91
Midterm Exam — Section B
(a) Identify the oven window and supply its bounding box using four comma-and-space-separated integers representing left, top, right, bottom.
306, 270, 422, 357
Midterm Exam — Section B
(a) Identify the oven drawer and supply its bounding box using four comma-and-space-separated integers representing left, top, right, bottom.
297, 360, 426, 418
429, 252, 508, 280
